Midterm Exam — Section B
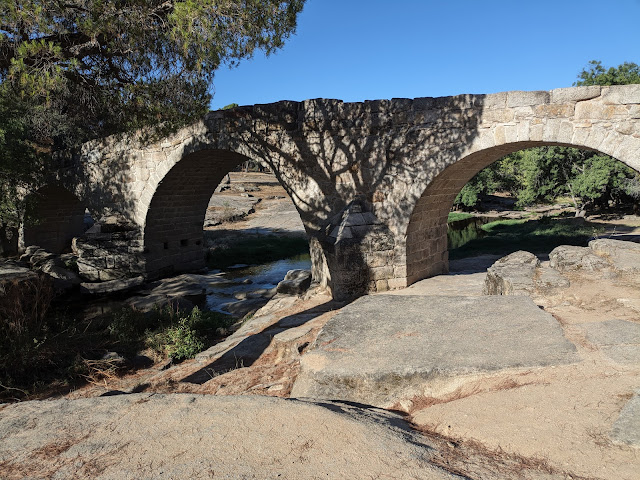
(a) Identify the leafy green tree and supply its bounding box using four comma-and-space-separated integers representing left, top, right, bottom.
0, 0, 304, 146
456, 61, 640, 216
575, 60, 640, 86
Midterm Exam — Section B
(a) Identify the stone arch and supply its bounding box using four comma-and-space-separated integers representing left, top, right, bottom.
404, 132, 640, 286
22, 185, 87, 253
141, 147, 314, 280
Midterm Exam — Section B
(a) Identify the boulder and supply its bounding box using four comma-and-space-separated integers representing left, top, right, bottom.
41, 264, 83, 292
0, 394, 460, 480
224, 297, 270, 318
29, 249, 63, 270
276, 269, 312, 295
483, 250, 540, 295
24, 245, 41, 255
611, 389, 640, 447
0, 259, 32, 278
536, 267, 570, 290
80, 276, 145, 295
589, 238, 640, 273
126, 273, 208, 312
292, 295, 579, 407
127, 294, 196, 314
549, 245, 609, 272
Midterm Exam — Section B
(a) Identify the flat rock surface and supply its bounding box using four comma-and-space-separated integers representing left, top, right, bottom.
238, 199, 305, 234
580, 319, 640, 365
611, 389, 640, 447
0, 260, 35, 280
0, 393, 459, 480
292, 295, 579, 406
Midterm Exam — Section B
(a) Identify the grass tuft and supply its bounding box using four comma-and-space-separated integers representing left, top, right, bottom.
447, 212, 474, 222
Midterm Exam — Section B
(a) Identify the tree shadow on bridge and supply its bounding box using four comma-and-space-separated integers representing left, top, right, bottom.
180, 298, 347, 385
232, 95, 485, 297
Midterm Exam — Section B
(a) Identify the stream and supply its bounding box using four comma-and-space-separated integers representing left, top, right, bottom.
447, 216, 491, 250
205, 253, 311, 314
75, 218, 480, 319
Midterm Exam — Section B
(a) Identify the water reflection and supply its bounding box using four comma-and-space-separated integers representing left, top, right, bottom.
447, 216, 490, 250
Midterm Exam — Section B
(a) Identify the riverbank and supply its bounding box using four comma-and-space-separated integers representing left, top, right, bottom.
3, 241, 638, 479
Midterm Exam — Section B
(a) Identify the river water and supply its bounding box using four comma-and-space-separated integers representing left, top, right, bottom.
447, 216, 490, 250
205, 254, 311, 314
208, 217, 486, 314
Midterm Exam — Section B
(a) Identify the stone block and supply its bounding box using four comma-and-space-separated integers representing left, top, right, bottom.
99, 269, 128, 281
601, 85, 640, 105
483, 251, 540, 296
387, 277, 407, 290
550, 86, 601, 103
611, 389, 640, 447
375, 279, 388, 291
549, 245, 609, 272
276, 269, 312, 296
366, 251, 391, 268
80, 276, 145, 295
507, 90, 550, 108
370, 265, 393, 281
589, 238, 640, 273
292, 295, 579, 406
480, 92, 508, 109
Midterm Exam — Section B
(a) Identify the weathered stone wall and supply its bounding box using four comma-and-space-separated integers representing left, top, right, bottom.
22, 185, 86, 254
404, 86, 640, 284
51, 85, 640, 299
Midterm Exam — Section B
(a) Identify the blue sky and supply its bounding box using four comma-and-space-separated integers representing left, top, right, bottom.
210, 0, 640, 109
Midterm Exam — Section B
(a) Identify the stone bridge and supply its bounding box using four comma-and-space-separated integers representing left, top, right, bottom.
25, 85, 640, 299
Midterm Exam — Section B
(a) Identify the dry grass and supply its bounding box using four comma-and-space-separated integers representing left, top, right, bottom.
413, 423, 600, 480
0, 273, 53, 339
0, 435, 86, 480
78, 357, 123, 387
392, 374, 542, 415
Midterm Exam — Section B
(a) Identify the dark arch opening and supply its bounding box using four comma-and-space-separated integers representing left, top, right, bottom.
405, 141, 640, 285
143, 149, 310, 281
22, 185, 87, 254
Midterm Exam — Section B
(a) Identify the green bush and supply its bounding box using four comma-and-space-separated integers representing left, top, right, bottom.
141, 305, 232, 361
108, 307, 150, 343
163, 316, 205, 360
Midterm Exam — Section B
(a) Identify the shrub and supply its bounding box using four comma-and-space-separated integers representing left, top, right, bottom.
0, 274, 54, 380
108, 307, 149, 343
142, 305, 232, 361
163, 316, 205, 360
0, 274, 53, 340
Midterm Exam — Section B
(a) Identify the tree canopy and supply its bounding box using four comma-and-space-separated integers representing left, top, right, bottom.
0, 0, 305, 230
454, 61, 640, 216
575, 60, 640, 86
0, 0, 305, 146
